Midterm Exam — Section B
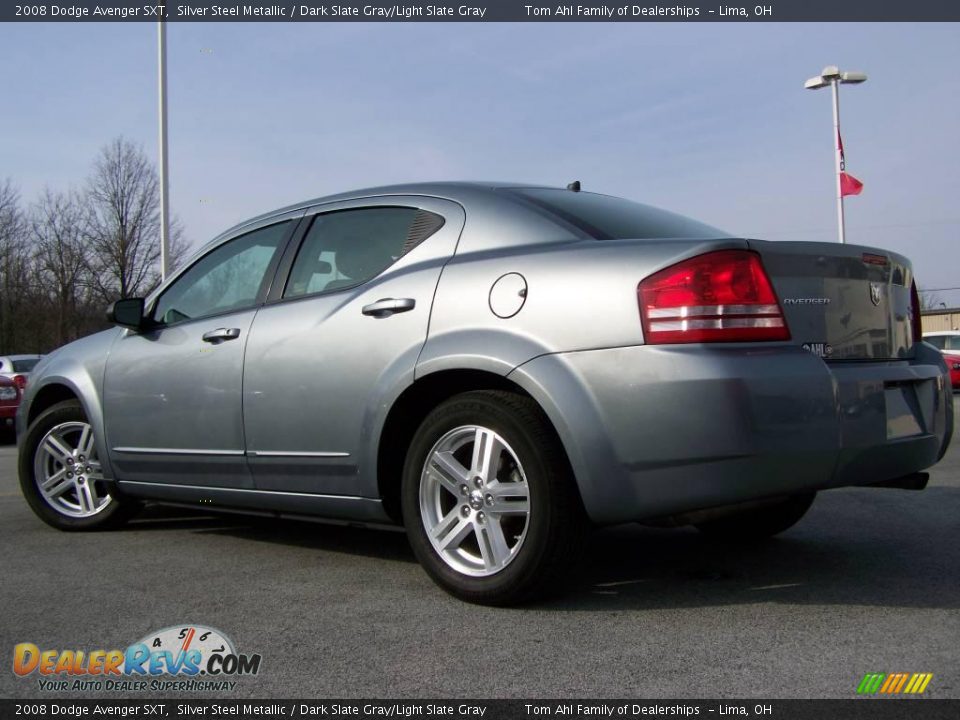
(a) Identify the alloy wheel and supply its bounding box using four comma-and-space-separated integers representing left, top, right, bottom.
419, 425, 531, 577
33, 421, 112, 518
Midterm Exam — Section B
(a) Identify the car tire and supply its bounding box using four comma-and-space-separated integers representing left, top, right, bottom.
401, 390, 587, 605
19, 400, 140, 531
694, 492, 816, 541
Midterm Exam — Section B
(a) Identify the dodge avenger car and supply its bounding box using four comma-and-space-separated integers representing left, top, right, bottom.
17, 182, 953, 604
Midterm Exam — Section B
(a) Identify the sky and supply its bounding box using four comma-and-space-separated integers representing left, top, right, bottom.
2, 21, 959, 305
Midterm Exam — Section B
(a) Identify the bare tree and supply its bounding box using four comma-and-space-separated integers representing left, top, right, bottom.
31, 189, 93, 347
0, 180, 35, 351
83, 137, 187, 304
918, 287, 945, 311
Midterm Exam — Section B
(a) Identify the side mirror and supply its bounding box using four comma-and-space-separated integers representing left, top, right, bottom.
106, 298, 147, 330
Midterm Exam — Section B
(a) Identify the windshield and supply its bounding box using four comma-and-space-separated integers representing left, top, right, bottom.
506, 188, 727, 240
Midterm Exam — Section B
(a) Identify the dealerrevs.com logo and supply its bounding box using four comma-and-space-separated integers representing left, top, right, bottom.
13, 625, 261, 692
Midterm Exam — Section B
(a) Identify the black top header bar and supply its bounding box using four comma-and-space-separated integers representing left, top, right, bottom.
4, 0, 960, 22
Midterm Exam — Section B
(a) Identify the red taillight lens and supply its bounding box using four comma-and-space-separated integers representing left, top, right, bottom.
909, 280, 922, 345
12, 375, 27, 390
638, 250, 790, 344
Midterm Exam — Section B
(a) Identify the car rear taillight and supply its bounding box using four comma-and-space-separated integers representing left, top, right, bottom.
12, 375, 27, 390
910, 280, 923, 345
638, 250, 790, 344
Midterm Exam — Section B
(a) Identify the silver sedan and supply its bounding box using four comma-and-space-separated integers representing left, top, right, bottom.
17, 182, 953, 604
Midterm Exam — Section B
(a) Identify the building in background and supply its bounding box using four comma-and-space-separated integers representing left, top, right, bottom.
922, 308, 960, 333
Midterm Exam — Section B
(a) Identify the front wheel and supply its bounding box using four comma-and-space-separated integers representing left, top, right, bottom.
19, 400, 140, 531
401, 390, 587, 605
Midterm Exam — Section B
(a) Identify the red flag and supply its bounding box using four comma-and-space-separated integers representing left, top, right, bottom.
840, 172, 863, 196
837, 130, 863, 196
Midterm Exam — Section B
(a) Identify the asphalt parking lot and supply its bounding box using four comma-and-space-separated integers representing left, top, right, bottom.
1, 399, 958, 700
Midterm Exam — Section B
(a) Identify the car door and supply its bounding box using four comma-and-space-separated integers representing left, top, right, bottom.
242, 196, 465, 497
103, 216, 299, 488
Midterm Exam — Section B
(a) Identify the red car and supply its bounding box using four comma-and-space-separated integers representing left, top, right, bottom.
0, 374, 20, 434
944, 351, 960, 390
923, 332, 960, 390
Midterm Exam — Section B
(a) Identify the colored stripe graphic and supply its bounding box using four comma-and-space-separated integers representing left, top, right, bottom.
857, 673, 932, 694
857, 673, 886, 694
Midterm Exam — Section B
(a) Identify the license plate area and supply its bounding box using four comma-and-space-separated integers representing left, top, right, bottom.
885, 380, 932, 440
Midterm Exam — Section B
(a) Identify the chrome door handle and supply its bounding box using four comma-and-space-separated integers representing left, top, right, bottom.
362, 298, 416, 318
202, 327, 241, 343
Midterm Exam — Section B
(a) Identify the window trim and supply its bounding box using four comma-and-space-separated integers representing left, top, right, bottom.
148, 218, 300, 329
266, 204, 444, 305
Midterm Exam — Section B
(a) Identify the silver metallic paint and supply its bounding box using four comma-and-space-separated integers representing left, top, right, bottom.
18, 182, 954, 527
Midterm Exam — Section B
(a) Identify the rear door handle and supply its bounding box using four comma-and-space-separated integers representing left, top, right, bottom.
202, 327, 241, 343
362, 298, 415, 318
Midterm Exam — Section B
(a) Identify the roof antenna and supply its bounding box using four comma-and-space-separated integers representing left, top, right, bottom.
566, 180, 581, 192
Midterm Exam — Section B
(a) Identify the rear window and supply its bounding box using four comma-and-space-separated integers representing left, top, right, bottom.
506, 188, 726, 240
12, 358, 39, 372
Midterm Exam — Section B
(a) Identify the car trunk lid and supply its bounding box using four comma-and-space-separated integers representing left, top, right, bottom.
748, 239, 916, 360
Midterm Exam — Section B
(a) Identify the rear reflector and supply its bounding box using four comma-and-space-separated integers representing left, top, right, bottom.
910, 280, 922, 345
638, 250, 790, 344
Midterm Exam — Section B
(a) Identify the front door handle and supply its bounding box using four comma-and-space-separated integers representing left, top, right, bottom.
362, 298, 416, 318
202, 327, 241, 343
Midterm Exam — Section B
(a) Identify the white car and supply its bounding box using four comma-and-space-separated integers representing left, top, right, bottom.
923, 332, 960, 390
0, 354, 43, 388
923, 330, 960, 352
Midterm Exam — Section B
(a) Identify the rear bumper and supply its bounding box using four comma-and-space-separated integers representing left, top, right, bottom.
510, 342, 952, 525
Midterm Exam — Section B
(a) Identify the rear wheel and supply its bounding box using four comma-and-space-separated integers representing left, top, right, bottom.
695, 492, 816, 541
19, 400, 140, 531
402, 390, 586, 605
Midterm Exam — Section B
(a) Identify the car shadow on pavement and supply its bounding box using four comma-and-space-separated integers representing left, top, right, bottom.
128, 503, 417, 563
544, 485, 960, 612
123, 486, 960, 611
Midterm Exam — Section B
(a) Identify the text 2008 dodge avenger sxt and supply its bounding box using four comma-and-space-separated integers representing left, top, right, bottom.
17, 183, 953, 604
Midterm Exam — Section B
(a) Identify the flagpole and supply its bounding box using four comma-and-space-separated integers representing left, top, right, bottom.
158, 20, 171, 280
805, 66, 867, 245
831, 78, 845, 244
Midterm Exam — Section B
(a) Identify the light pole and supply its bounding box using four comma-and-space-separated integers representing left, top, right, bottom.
804, 65, 867, 244
158, 20, 171, 280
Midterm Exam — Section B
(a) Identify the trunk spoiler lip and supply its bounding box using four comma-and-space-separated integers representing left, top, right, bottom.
743, 237, 913, 275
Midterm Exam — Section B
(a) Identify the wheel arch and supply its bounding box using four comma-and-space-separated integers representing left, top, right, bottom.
21, 375, 116, 483
376, 368, 576, 523
27, 382, 81, 426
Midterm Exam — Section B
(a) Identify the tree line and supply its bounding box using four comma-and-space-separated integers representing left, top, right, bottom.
0, 138, 187, 354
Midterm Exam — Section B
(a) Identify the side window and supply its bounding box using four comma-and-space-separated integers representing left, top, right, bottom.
925, 336, 945, 350
154, 221, 290, 325
284, 207, 443, 299
947, 336, 960, 351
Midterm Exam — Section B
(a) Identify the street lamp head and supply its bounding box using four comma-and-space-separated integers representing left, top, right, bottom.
840, 71, 868, 84
805, 66, 867, 90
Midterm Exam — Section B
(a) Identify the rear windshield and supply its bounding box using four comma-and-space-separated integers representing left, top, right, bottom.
12, 358, 39, 372
506, 188, 726, 240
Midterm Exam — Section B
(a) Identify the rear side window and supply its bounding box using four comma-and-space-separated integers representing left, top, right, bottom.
284, 207, 443, 299
506, 188, 725, 240
924, 336, 946, 350
12, 359, 39, 372
947, 336, 960, 351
